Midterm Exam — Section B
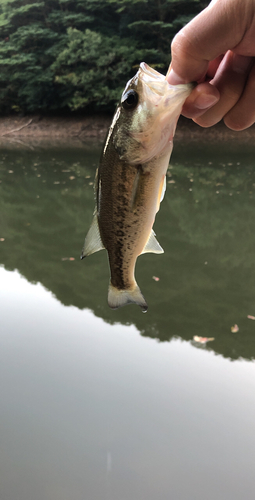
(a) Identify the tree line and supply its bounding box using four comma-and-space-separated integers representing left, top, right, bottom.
0, 0, 209, 114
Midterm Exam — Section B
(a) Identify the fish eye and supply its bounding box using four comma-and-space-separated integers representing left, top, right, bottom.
122, 90, 139, 110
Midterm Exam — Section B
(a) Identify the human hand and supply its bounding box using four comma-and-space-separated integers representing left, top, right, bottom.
167, 0, 255, 130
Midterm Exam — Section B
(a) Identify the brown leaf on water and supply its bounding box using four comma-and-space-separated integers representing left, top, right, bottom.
247, 315, 255, 320
69, 176, 75, 180
193, 336, 215, 344
231, 324, 239, 333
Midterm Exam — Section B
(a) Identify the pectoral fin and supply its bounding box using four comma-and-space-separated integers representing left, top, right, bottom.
80, 213, 105, 259
130, 169, 141, 211
141, 229, 164, 255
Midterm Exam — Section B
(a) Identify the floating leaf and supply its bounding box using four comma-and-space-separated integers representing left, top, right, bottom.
0, 238, 5, 242
193, 336, 214, 344
231, 324, 239, 333
247, 315, 255, 320
152, 276, 160, 281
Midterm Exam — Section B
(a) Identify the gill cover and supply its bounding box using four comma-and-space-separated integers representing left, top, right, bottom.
116, 63, 193, 164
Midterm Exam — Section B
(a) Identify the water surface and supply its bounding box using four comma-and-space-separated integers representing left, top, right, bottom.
0, 138, 255, 499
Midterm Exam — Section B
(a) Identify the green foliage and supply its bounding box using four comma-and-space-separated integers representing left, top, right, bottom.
0, 0, 209, 113
53, 27, 157, 110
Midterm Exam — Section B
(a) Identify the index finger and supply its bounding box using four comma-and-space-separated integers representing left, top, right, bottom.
167, 0, 249, 84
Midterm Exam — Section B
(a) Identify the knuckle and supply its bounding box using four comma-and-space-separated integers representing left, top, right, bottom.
171, 30, 195, 59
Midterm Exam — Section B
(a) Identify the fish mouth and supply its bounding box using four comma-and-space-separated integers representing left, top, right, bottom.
139, 62, 165, 81
138, 62, 166, 96
139, 62, 194, 97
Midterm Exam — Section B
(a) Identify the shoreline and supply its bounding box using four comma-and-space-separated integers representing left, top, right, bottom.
0, 114, 255, 147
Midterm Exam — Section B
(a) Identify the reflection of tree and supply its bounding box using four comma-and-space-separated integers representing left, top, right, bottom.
1, 143, 255, 361
166, 164, 255, 268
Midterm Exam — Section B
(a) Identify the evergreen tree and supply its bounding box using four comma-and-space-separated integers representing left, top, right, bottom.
0, 0, 209, 114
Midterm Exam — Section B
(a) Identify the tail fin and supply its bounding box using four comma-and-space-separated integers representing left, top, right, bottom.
108, 282, 148, 313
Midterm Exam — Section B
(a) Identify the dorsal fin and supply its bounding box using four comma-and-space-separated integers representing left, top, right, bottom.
141, 229, 164, 254
80, 213, 105, 259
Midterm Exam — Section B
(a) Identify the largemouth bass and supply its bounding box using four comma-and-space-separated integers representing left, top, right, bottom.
81, 63, 192, 312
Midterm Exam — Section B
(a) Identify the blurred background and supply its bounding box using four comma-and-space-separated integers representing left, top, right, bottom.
0, 0, 209, 115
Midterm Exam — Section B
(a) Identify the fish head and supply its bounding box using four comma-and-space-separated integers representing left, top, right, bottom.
113, 62, 193, 164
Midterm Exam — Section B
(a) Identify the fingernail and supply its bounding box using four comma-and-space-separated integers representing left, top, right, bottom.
194, 93, 219, 110
167, 69, 185, 85
232, 54, 252, 74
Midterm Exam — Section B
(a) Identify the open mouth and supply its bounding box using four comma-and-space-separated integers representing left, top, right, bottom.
139, 62, 164, 80
139, 63, 194, 97
138, 63, 167, 97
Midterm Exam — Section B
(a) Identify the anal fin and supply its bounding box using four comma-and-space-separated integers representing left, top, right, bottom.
81, 213, 105, 259
141, 229, 164, 255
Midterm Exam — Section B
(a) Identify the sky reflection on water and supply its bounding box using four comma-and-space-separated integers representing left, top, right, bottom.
1, 266, 255, 500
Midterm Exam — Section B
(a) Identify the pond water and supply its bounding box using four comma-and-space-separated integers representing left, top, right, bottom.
0, 137, 255, 500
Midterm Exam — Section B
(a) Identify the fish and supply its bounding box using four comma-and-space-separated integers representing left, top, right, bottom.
81, 62, 193, 312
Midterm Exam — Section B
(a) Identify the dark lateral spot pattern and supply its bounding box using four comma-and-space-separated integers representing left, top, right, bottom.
99, 156, 144, 291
